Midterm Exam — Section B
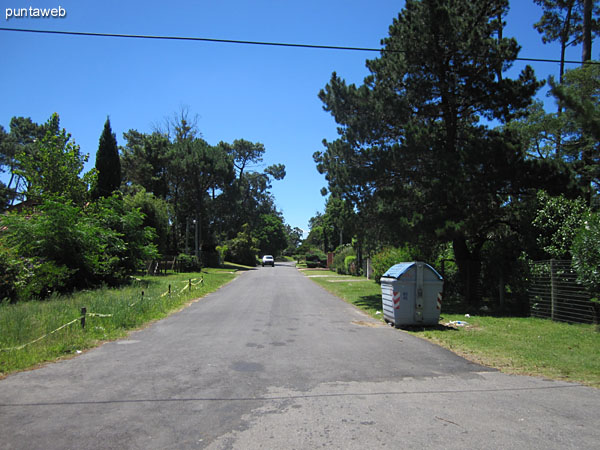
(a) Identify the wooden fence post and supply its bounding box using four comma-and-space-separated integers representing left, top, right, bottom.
81, 307, 87, 329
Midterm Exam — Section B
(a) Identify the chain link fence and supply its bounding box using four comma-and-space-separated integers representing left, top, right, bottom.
529, 260, 597, 325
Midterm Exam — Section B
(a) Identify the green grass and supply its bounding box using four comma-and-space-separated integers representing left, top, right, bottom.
302, 269, 600, 388
0, 268, 238, 377
302, 269, 382, 316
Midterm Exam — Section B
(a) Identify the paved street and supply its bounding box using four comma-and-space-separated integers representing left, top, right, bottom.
1, 262, 599, 449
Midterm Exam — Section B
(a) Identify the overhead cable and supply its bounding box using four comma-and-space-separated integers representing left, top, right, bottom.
0, 27, 598, 66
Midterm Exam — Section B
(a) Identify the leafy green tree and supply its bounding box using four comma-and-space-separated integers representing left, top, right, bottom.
0, 116, 50, 204
572, 211, 600, 292
315, 0, 551, 305
123, 189, 170, 256
215, 139, 286, 241
87, 194, 158, 282
572, 210, 600, 325
121, 130, 170, 199
92, 117, 121, 199
533, 190, 589, 258
13, 113, 91, 204
226, 224, 259, 266
254, 213, 288, 256
175, 138, 234, 257
284, 225, 304, 255
219, 139, 266, 179
550, 64, 600, 201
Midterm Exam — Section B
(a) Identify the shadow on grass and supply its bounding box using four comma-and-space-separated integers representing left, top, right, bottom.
356, 294, 382, 311
400, 324, 460, 332
359, 294, 460, 333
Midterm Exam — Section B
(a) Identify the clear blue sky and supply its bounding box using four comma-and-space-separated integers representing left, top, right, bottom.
0, 1, 596, 234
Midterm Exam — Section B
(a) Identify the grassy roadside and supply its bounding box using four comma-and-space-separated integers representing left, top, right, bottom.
301, 268, 600, 388
0, 266, 244, 377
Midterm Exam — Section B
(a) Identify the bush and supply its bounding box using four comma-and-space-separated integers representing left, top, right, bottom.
305, 251, 327, 268
573, 212, 600, 295
344, 255, 358, 275
332, 244, 355, 274
177, 253, 202, 272
226, 224, 258, 266
0, 245, 21, 302
0, 195, 158, 299
371, 245, 416, 282
215, 245, 228, 267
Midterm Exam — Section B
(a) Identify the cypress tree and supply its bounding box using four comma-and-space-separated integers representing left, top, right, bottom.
93, 117, 121, 199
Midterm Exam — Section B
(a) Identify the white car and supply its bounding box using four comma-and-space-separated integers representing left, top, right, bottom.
262, 255, 274, 267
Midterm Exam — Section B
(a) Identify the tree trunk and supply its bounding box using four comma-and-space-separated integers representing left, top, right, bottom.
582, 0, 593, 63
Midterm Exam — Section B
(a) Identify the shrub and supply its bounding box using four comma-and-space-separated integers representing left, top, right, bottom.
572, 213, 600, 327
0, 194, 158, 299
573, 212, 600, 295
371, 245, 416, 282
344, 255, 358, 275
305, 251, 327, 268
216, 245, 228, 267
177, 253, 202, 272
0, 245, 21, 302
332, 244, 355, 274
226, 224, 258, 266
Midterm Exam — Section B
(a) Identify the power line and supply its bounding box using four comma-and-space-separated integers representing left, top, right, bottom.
0, 27, 380, 53
0, 27, 599, 66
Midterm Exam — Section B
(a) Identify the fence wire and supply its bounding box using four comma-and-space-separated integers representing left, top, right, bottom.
529, 260, 597, 325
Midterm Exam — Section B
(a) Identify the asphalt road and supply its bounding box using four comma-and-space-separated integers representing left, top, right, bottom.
1, 262, 599, 449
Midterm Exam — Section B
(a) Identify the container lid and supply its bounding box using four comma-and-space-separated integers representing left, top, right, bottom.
382, 262, 442, 280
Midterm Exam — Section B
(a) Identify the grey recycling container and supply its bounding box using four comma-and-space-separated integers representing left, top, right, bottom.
380, 262, 443, 327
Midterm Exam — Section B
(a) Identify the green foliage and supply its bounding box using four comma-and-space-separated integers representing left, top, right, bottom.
332, 244, 356, 274
176, 253, 202, 272
254, 213, 288, 256
0, 270, 236, 376
226, 224, 259, 266
344, 255, 358, 275
0, 244, 22, 302
283, 225, 303, 256
92, 117, 121, 199
306, 198, 356, 253
88, 195, 158, 282
371, 246, 416, 282
550, 64, 600, 199
572, 212, 600, 296
123, 189, 169, 256
215, 245, 228, 266
1, 198, 109, 294
0, 195, 157, 299
315, 0, 553, 305
305, 251, 327, 268
13, 113, 91, 204
121, 130, 171, 199
532, 190, 588, 258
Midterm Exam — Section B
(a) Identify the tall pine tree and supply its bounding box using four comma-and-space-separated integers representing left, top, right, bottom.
93, 117, 121, 199
315, 0, 565, 306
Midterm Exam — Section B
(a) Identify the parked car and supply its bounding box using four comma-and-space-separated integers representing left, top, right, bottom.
262, 255, 275, 267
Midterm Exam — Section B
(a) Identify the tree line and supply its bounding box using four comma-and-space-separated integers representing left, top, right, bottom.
0, 110, 300, 302
308, 0, 600, 313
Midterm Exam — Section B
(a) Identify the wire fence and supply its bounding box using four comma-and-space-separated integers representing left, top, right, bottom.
0, 277, 203, 352
529, 260, 598, 325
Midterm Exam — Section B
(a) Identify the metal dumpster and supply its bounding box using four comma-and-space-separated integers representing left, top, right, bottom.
380, 262, 443, 327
